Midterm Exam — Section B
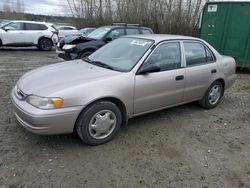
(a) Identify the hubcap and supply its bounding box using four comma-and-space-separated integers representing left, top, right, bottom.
41, 40, 51, 50
208, 85, 221, 105
88, 110, 117, 140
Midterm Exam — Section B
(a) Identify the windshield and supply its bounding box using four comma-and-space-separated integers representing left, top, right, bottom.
87, 38, 154, 72
87, 27, 111, 39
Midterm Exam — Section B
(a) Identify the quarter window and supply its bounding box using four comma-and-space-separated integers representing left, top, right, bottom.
184, 42, 214, 66
146, 42, 181, 71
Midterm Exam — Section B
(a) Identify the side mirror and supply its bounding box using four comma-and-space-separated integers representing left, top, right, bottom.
105, 37, 112, 43
3, 27, 11, 32
137, 64, 161, 75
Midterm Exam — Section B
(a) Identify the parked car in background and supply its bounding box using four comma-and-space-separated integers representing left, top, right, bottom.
0, 20, 59, 51
57, 25, 78, 39
11, 35, 237, 145
56, 23, 154, 60
78, 28, 96, 36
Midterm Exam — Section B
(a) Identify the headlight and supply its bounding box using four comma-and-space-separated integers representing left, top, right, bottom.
63, 44, 76, 50
26, 95, 63, 110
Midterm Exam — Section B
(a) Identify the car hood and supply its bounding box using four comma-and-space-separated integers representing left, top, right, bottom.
17, 60, 121, 96
62, 35, 94, 44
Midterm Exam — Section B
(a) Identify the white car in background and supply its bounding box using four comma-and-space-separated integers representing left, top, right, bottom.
0, 20, 59, 51
57, 26, 79, 39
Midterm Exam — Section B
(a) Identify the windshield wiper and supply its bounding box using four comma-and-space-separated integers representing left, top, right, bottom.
82, 57, 114, 70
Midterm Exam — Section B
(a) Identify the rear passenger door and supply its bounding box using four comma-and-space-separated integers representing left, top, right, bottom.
183, 41, 217, 102
24, 23, 48, 44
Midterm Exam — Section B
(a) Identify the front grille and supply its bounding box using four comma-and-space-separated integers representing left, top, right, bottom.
15, 87, 27, 100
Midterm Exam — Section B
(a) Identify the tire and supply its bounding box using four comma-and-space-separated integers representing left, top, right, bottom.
199, 80, 224, 109
38, 38, 53, 51
80, 51, 93, 59
76, 101, 122, 146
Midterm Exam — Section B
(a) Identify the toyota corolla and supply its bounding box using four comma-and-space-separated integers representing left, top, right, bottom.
11, 35, 237, 145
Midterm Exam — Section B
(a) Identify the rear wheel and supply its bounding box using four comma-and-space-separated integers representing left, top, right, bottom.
38, 38, 53, 51
76, 101, 122, 146
199, 80, 224, 109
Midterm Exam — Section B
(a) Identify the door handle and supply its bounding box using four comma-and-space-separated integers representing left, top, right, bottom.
211, 69, 217, 74
175, 75, 184, 81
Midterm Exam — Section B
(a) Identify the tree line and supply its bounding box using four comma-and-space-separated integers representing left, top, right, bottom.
66, 0, 206, 35
1, 0, 206, 36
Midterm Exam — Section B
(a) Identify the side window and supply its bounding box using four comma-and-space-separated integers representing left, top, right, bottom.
141, 29, 152, 34
25, 23, 47, 30
126, 28, 140, 35
146, 42, 181, 71
4, 22, 24, 30
184, 42, 214, 66
106, 29, 125, 40
62, 27, 74, 30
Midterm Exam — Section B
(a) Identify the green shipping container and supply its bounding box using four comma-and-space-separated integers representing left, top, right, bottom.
198, 0, 250, 67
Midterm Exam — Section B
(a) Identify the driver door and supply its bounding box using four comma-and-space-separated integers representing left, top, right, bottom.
134, 41, 185, 115
1, 22, 25, 45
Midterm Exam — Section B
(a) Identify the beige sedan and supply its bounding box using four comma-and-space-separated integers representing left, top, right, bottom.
11, 35, 237, 145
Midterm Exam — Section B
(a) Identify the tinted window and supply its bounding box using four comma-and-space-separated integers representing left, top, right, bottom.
4, 22, 24, 30
60, 27, 74, 30
184, 42, 214, 66
146, 42, 181, 71
25, 23, 47, 30
106, 29, 125, 40
141, 29, 152, 34
126, 28, 140, 35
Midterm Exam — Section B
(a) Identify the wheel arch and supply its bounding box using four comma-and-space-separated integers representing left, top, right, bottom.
216, 78, 225, 90
74, 97, 128, 131
0, 38, 2, 46
78, 47, 97, 58
38, 36, 53, 45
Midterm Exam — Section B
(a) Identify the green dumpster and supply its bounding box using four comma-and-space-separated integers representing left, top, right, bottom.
198, 0, 250, 67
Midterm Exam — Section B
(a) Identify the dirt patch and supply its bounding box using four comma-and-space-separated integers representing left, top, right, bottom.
0, 47, 250, 188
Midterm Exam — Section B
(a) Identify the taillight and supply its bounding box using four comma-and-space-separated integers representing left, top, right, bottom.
52, 30, 59, 35
233, 62, 237, 73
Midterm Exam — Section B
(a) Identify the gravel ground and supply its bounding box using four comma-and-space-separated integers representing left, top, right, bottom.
0, 47, 250, 188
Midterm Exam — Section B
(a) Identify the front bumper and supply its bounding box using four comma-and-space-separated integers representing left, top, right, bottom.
11, 88, 83, 135
56, 48, 78, 61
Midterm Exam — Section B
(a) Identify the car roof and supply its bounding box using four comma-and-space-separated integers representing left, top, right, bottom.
58, 25, 76, 28
10, 20, 53, 25
122, 34, 199, 43
100, 25, 152, 30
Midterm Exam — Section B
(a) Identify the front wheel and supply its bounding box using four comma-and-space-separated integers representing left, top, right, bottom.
80, 51, 93, 59
38, 38, 53, 51
199, 81, 224, 109
76, 101, 122, 146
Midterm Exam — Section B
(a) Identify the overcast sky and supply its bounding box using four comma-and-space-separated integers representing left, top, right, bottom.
0, 0, 68, 16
